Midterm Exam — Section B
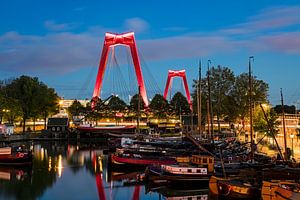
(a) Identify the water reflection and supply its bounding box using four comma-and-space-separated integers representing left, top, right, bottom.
0, 141, 214, 200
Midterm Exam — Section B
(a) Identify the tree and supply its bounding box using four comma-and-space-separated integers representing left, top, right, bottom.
191, 79, 208, 127
208, 66, 235, 132
273, 105, 296, 114
6, 76, 43, 132
67, 100, 85, 119
107, 96, 127, 112
254, 106, 279, 143
170, 92, 190, 116
0, 81, 5, 123
129, 94, 145, 113
231, 73, 269, 131
35, 84, 59, 130
149, 94, 169, 118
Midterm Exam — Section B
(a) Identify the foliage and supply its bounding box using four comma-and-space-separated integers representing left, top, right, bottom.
32, 82, 59, 129
129, 94, 145, 113
107, 96, 127, 112
253, 106, 279, 137
191, 68, 269, 128
67, 100, 85, 118
192, 79, 208, 125
170, 92, 191, 115
230, 73, 269, 128
149, 94, 169, 118
273, 105, 296, 114
208, 66, 235, 130
1, 76, 59, 131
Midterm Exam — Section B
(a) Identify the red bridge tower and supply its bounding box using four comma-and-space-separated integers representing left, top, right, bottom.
92, 32, 149, 108
163, 70, 192, 110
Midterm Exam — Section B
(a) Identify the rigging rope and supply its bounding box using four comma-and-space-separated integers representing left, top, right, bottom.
138, 50, 162, 97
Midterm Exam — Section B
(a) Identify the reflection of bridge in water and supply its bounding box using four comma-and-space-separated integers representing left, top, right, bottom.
92, 152, 141, 200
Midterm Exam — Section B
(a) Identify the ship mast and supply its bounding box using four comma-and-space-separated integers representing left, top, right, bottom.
207, 60, 214, 144
281, 88, 288, 160
248, 56, 254, 162
197, 60, 202, 139
137, 86, 141, 134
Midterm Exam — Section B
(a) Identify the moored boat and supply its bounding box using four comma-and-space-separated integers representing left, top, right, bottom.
209, 175, 261, 199
0, 146, 32, 166
146, 155, 214, 185
110, 152, 177, 167
262, 180, 300, 200
77, 125, 136, 138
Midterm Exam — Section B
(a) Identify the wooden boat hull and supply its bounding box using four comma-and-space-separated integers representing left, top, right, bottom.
77, 125, 136, 137
262, 181, 300, 200
0, 152, 32, 166
145, 184, 209, 200
110, 153, 176, 167
263, 167, 300, 182
209, 176, 260, 199
146, 165, 212, 185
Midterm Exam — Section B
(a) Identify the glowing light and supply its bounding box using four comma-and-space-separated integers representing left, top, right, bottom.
48, 157, 52, 171
57, 154, 63, 178
41, 148, 44, 161
98, 156, 103, 172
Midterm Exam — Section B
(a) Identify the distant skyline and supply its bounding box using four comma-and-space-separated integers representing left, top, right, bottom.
0, 1, 300, 106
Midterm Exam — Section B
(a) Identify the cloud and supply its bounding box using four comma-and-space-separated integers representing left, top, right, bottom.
123, 17, 149, 33
221, 6, 300, 35
44, 20, 76, 32
257, 32, 300, 53
1, 6, 300, 77
162, 26, 188, 32
139, 35, 239, 61
0, 32, 100, 74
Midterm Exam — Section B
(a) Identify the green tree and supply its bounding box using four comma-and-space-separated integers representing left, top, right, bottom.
6, 76, 43, 132
0, 81, 5, 123
149, 94, 169, 118
107, 96, 127, 112
192, 79, 208, 127
67, 100, 85, 119
231, 73, 269, 131
170, 92, 191, 116
33, 83, 59, 130
209, 66, 235, 132
254, 105, 280, 146
129, 94, 145, 113
273, 105, 296, 114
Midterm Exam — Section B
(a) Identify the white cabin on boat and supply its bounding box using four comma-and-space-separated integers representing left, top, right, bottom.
0, 147, 12, 155
162, 164, 208, 175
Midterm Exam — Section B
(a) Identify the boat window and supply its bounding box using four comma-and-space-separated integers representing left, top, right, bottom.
188, 169, 192, 173
203, 158, 207, 163
197, 169, 201, 173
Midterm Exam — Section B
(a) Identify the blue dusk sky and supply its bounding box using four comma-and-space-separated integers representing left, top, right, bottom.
0, 0, 300, 106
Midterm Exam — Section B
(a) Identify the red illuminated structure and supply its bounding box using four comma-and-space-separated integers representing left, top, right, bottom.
163, 70, 192, 110
92, 32, 149, 108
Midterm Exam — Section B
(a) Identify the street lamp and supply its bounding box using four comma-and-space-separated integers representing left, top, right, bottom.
290, 133, 295, 158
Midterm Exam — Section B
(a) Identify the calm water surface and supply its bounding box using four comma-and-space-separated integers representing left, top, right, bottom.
0, 141, 211, 200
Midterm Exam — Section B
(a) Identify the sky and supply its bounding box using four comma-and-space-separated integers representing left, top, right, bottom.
0, 0, 300, 106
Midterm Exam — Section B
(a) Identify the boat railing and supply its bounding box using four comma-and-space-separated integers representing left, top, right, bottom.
191, 155, 214, 173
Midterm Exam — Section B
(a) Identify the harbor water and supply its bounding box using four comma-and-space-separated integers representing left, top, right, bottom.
0, 141, 211, 200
